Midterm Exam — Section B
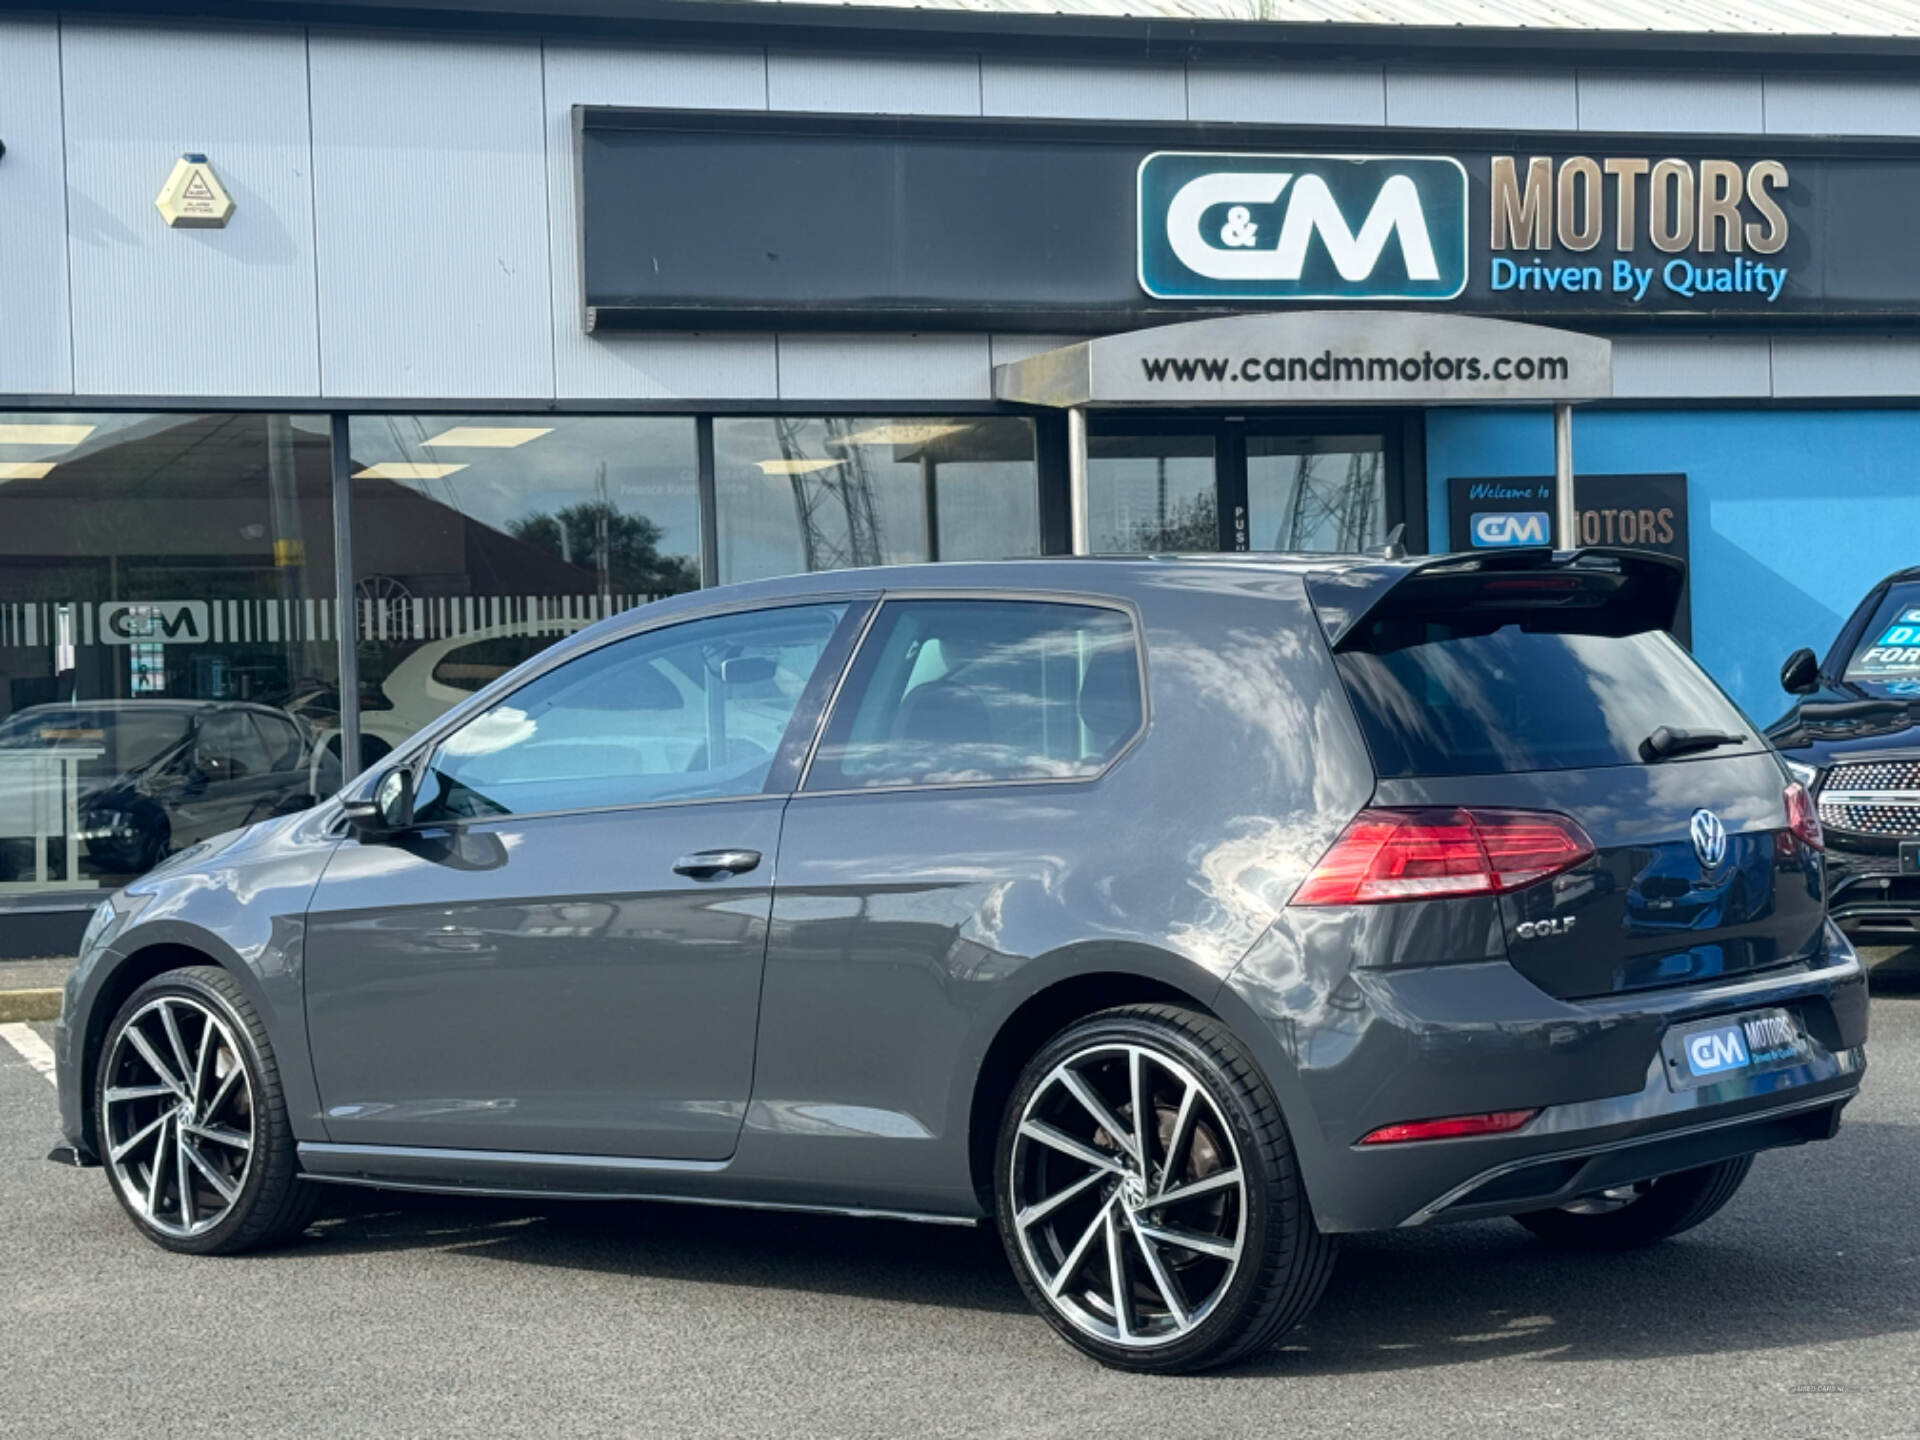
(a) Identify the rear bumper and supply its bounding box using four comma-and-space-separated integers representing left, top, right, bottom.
1223, 921, 1869, 1234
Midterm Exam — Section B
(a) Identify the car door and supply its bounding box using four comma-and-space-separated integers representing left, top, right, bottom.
302, 598, 864, 1161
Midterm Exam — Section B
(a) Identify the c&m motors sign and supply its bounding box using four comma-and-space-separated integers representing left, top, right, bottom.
1138, 153, 1469, 303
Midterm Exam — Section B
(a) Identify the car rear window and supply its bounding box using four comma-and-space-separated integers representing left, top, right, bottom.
1334, 621, 1756, 777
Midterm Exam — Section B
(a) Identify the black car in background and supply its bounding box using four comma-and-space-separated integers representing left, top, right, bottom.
1770, 566, 1920, 939
0, 700, 315, 880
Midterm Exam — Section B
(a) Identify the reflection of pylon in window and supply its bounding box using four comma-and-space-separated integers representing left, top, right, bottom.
779, 418, 883, 572
1282, 449, 1381, 552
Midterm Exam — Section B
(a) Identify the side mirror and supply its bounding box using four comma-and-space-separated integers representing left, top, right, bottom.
343, 767, 413, 839
1780, 648, 1820, 695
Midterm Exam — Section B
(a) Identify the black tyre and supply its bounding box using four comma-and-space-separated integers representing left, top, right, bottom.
1514, 1156, 1754, 1250
95, 965, 319, 1255
994, 1004, 1336, 1373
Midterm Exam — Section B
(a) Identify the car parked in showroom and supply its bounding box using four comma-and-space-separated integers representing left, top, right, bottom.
0, 699, 316, 881
1771, 565, 1920, 943
53, 550, 1866, 1373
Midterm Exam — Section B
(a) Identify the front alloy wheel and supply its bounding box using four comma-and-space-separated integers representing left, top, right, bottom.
102, 993, 255, 1238
996, 1005, 1335, 1373
96, 966, 318, 1254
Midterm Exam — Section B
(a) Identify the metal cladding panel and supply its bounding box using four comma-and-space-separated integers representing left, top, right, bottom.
0, 19, 71, 394
767, 50, 982, 115
980, 58, 1186, 120
1771, 336, 1920, 397
311, 34, 550, 400
545, 43, 776, 398
1384, 68, 1579, 130
1577, 72, 1764, 134
1608, 334, 1771, 399
1765, 76, 1920, 136
989, 333, 1088, 368
61, 24, 320, 398
1185, 63, 1387, 127
775, 334, 992, 400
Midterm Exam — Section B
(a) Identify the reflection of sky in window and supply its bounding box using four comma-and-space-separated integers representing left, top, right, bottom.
348, 415, 701, 565
714, 418, 1038, 583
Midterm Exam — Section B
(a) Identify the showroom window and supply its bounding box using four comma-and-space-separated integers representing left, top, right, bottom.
346, 414, 701, 766
0, 408, 1038, 896
0, 413, 338, 890
713, 417, 1040, 584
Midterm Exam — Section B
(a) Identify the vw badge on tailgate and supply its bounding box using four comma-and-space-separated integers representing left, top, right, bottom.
1690, 808, 1728, 869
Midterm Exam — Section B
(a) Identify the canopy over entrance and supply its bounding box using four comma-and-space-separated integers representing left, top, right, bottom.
992, 311, 1611, 409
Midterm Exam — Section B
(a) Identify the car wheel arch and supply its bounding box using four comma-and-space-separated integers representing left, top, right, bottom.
75, 940, 235, 1160
959, 934, 1265, 1209
961, 950, 1329, 1222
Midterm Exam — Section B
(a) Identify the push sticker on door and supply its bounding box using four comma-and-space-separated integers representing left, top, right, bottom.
1137, 153, 1469, 302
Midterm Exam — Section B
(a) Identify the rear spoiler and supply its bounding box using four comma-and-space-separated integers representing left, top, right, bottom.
1307, 547, 1688, 650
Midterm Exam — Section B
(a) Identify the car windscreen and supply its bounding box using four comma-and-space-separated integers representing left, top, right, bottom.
1334, 621, 1757, 777
1843, 582, 1920, 683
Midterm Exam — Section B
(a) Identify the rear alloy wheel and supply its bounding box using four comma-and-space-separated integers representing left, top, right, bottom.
996, 1005, 1335, 1373
1515, 1156, 1754, 1250
96, 966, 317, 1255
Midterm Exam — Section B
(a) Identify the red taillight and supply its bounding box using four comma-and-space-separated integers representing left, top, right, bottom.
1292, 807, 1595, 906
1784, 782, 1824, 851
1358, 1109, 1540, 1145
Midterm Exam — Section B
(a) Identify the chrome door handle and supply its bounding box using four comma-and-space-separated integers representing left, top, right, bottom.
673, 849, 762, 880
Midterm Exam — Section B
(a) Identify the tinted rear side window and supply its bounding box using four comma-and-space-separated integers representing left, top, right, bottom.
806, 599, 1143, 790
1335, 624, 1754, 777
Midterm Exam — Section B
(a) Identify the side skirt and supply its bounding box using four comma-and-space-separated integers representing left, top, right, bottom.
295, 1141, 979, 1228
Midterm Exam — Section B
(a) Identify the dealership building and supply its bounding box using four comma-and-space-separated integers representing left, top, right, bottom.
2, 0, 1919, 948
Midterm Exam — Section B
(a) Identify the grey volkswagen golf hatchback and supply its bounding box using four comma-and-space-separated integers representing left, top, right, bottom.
53, 549, 1867, 1373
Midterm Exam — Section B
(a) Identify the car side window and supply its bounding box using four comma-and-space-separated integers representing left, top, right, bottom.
804, 599, 1143, 791
412, 602, 848, 823
195, 711, 271, 781
252, 713, 304, 772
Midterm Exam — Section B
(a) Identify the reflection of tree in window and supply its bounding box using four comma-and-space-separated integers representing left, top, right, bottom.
1126, 489, 1217, 553
509, 502, 698, 598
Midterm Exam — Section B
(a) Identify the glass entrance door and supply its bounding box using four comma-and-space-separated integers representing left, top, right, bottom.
1084, 416, 1400, 556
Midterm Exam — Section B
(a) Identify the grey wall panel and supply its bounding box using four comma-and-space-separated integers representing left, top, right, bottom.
768, 50, 979, 115
1608, 335, 1771, 400
981, 59, 1185, 120
1765, 76, 1920, 136
1186, 63, 1385, 127
568, 334, 778, 399
1385, 68, 1577, 131
777, 335, 992, 401
62, 24, 318, 398
545, 43, 773, 398
0, 19, 71, 395
1578, 72, 1763, 134
311, 34, 550, 400
1771, 337, 1920, 398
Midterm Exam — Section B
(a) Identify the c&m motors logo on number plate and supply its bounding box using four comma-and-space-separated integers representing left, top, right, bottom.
1138, 153, 1469, 302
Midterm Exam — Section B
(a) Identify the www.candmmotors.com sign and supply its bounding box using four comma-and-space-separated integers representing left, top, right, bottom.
1138, 153, 1469, 302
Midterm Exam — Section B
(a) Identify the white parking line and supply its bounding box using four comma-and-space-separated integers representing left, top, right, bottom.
0, 1022, 57, 1085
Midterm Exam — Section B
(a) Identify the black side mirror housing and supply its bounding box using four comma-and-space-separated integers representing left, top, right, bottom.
343, 767, 414, 839
1780, 648, 1820, 696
